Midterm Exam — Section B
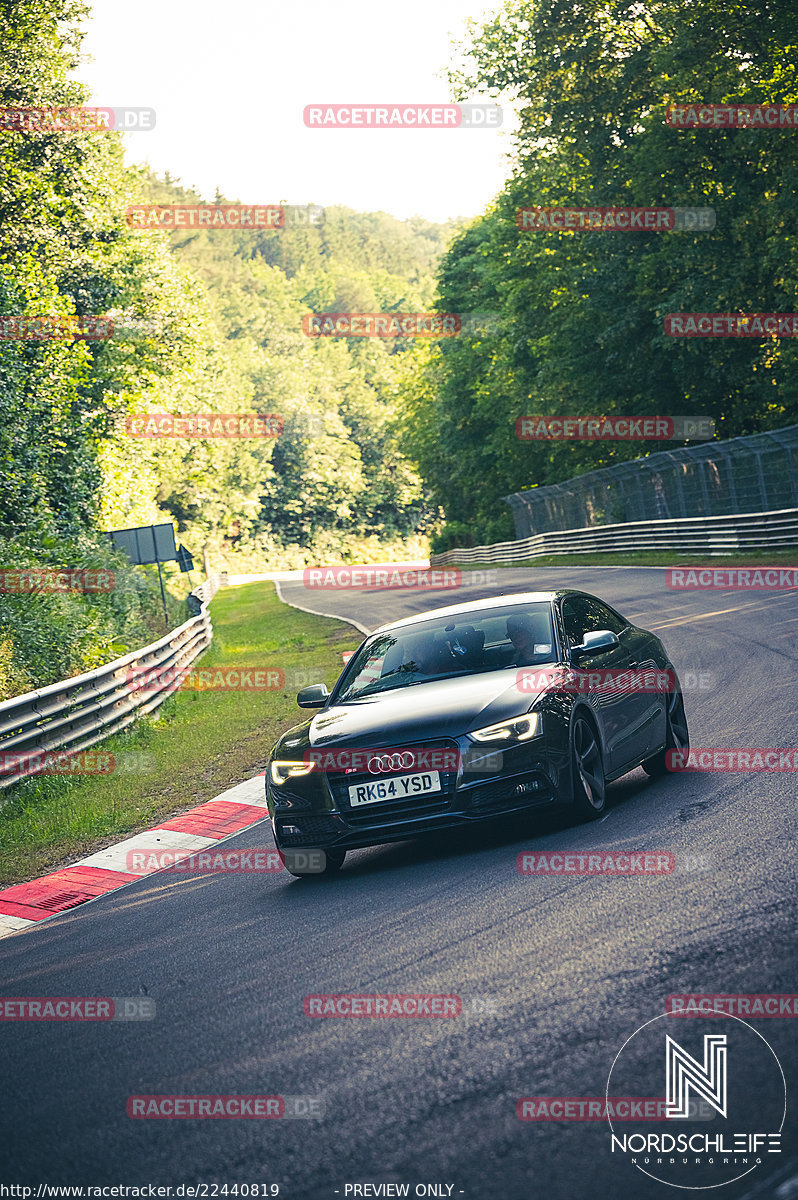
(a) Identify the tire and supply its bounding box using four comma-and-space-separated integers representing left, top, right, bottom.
570, 712, 606, 819
282, 847, 346, 877
642, 685, 690, 777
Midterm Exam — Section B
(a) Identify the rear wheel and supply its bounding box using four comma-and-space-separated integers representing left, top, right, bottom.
282, 847, 346, 877
570, 713, 606, 819
642, 686, 690, 777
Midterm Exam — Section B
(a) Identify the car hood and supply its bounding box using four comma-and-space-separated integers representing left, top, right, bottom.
278, 670, 550, 752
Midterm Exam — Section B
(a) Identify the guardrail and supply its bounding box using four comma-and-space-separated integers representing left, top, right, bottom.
0, 574, 223, 794
430, 508, 798, 566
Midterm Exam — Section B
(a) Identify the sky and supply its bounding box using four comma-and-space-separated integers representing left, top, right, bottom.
75, 0, 518, 224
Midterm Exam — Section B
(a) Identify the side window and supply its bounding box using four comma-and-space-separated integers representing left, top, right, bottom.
562, 597, 592, 647
586, 599, 626, 635
561, 596, 625, 646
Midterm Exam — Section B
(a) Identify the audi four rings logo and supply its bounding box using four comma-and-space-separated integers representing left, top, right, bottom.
367, 753, 415, 774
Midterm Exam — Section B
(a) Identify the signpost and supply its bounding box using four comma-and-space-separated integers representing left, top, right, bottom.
106, 522, 194, 629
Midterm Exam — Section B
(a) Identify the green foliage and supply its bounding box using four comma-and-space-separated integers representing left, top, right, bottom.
0, 2, 455, 693
0, 2, 217, 693
127, 180, 453, 564
15, 0, 796, 682
0, 525, 174, 698
405, 0, 798, 541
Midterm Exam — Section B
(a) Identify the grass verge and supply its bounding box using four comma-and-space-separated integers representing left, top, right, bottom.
443, 547, 798, 570
0, 581, 362, 886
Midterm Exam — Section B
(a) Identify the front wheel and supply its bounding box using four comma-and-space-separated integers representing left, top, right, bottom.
282, 847, 346, 878
642, 686, 690, 777
570, 713, 606, 819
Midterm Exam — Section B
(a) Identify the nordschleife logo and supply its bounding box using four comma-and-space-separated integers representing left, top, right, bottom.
606, 1011, 785, 1188
665, 1034, 727, 1119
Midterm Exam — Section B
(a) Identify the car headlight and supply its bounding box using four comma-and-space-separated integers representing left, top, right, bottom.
467, 713, 541, 744
270, 760, 316, 786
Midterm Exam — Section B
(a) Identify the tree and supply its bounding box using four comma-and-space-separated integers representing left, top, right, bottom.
403, 0, 798, 545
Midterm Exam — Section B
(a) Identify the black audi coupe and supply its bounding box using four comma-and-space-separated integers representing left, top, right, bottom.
266, 590, 690, 875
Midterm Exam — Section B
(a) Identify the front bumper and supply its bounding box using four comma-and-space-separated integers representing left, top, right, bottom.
267, 736, 570, 852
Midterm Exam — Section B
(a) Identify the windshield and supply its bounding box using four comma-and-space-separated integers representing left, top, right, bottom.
336, 602, 557, 701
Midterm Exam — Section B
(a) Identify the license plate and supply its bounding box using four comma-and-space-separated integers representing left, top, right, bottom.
348, 771, 441, 807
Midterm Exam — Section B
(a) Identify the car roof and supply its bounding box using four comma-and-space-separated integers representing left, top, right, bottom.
371, 590, 570, 636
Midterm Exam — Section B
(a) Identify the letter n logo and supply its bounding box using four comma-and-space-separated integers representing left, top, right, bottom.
665, 1034, 727, 1118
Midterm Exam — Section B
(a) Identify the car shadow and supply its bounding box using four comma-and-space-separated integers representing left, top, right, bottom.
281, 765, 676, 885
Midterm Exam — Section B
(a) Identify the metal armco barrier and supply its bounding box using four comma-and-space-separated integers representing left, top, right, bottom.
430, 508, 798, 566
0, 575, 222, 794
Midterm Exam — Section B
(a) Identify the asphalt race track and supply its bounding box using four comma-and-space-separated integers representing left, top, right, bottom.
2, 567, 797, 1199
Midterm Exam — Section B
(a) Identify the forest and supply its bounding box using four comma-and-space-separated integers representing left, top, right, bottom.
406, 0, 798, 548
0, 0, 796, 694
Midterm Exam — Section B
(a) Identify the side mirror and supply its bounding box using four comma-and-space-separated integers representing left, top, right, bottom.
297, 683, 330, 708
569, 629, 619, 664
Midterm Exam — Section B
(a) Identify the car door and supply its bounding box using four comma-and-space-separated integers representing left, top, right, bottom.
559, 594, 653, 772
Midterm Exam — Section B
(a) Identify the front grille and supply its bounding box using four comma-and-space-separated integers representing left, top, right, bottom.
327, 739, 459, 826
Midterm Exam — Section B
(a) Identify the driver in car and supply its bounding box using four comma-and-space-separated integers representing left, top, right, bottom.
506, 614, 552, 666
